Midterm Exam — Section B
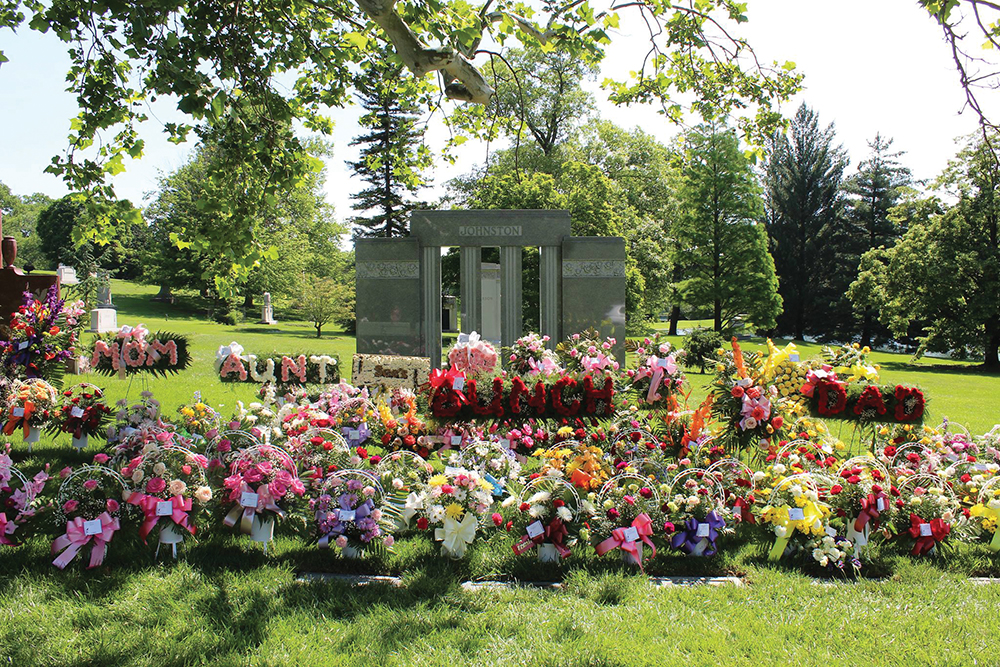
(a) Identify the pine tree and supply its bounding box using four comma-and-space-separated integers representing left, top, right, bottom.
349, 56, 431, 238
763, 104, 848, 340
841, 134, 913, 345
673, 123, 782, 333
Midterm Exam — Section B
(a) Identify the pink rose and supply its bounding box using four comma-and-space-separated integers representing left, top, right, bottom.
63, 500, 78, 513
146, 477, 166, 494
106, 498, 120, 513
83, 479, 98, 491
60, 467, 72, 479
93, 453, 109, 464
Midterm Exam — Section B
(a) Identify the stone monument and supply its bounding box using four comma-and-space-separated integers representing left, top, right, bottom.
56, 264, 79, 285
480, 262, 501, 347
260, 292, 277, 324
89, 270, 118, 333
442, 295, 458, 333
356, 210, 626, 369
0, 212, 60, 333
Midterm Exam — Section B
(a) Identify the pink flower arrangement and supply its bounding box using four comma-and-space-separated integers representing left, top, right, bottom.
447, 332, 498, 377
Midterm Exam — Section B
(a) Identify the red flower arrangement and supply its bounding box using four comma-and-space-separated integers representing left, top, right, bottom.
893, 386, 925, 422
815, 380, 847, 416
853, 385, 887, 418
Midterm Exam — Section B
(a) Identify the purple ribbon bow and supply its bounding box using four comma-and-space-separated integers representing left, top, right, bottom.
342, 423, 371, 448
670, 511, 725, 557
318, 496, 374, 548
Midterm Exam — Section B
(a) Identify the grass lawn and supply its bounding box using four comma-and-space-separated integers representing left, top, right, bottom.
2, 281, 1000, 666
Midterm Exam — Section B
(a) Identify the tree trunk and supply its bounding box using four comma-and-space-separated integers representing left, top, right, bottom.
714, 299, 722, 333
860, 309, 872, 348
315, 325, 323, 339
668, 305, 680, 336
244, 293, 253, 309
985, 317, 1000, 369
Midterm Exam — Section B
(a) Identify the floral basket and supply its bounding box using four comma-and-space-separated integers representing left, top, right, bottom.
0, 445, 48, 546
592, 473, 665, 569
826, 456, 893, 554
411, 466, 496, 559
49, 383, 112, 449
52, 465, 132, 569
3, 378, 56, 447
506, 475, 582, 561
121, 444, 211, 558
313, 469, 394, 557
376, 450, 434, 531
665, 468, 727, 556
971, 476, 1000, 553
892, 473, 960, 557
222, 444, 305, 547
706, 458, 757, 524
762, 473, 831, 562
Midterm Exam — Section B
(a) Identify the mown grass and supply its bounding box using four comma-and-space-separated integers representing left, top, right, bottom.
2, 281, 1000, 666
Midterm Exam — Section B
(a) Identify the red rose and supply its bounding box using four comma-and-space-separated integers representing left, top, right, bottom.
847, 475, 861, 484
771, 416, 784, 429
416, 517, 429, 530
884, 446, 897, 457
356, 447, 368, 459
639, 487, 653, 499
731, 386, 745, 398
553, 499, 565, 507
961, 474, 972, 483
830, 484, 843, 495
491, 512, 503, 526
403, 435, 416, 447
519, 502, 530, 512
381, 434, 392, 446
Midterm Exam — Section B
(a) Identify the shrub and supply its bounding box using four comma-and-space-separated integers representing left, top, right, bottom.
684, 327, 725, 373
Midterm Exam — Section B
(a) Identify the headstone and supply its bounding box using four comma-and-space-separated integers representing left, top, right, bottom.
96, 271, 114, 308
481, 263, 501, 347
352, 354, 431, 393
0, 212, 60, 333
356, 238, 424, 357
561, 236, 626, 364
56, 264, 79, 285
89, 308, 118, 333
442, 295, 458, 333
260, 292, 277, 325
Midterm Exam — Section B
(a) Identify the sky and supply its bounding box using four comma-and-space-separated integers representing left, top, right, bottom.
0, 0, 995, 224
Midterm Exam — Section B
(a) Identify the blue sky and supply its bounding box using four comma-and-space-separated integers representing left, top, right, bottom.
0, 0, 994, 223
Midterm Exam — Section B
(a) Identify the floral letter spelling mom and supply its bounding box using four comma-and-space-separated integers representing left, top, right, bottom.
90, 325, 191, 378
215, 342, 340, 386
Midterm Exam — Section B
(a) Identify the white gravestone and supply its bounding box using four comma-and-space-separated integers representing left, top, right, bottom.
56, 264, 78, 285
260, 292, 277, 325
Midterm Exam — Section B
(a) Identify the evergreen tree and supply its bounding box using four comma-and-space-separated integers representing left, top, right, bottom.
763, 104, 848, 340
841, 134, 913, 345
349, 56, 431, 238
673, 124, 782, 333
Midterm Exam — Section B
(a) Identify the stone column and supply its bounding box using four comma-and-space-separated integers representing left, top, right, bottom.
500, 246, 522, 351
539, 245, 561, 349
421, 245, 442, 368
459, 246, 482, 335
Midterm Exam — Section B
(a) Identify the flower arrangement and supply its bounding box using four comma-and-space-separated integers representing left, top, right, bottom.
312, 470, 393, 555
216, 342, 340, 385
710, 338, 786, 455
507, 333, 561, 376
706, 458, 757, 524
122, 445, 211, 556
0, 445, 48, 545
376, 450, 434, 529
535, 441, 612, 491
591, 473, 665, 569
3, 377, 57, 444
48, 383, 112, 449
802, 381, 926, 424
824, 457, 894, 552
665, 469, 727, 556
970, 478, 1000, 552
760, 474, 831, 562
375, 397, 434, 458
52, 465, 131, 569
230, 399, 280, 443
804, 533, 861, 575
0, 285, 77, 385
90, 325, 191, 377
447, 331, 498, 378
106, 393, 187, 464
455, 440, 521, 498
205, 429, 261, 475
278, 403, 330, 438
222, 445, 305, 540
410, 467, 496, 558
504, 475, 582, 561
891, 474, 959, 556
556, 330, 620, 375
176, 393, 220, 441
624, 334, 685, 405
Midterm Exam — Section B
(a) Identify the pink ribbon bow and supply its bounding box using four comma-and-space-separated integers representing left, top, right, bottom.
224, 482, 286, 535
0, 512, 16, 545
595, 512, 657, 570
51, 512, 120, 569
129, 492, 195, 542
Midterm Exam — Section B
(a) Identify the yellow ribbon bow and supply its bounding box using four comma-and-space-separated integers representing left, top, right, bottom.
765, 500, 828, 561
434, 513, 478, 559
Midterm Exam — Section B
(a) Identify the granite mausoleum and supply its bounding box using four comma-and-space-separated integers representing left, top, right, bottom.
355, 210, 625, 368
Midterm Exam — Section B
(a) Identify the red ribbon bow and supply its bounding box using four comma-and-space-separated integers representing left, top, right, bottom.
854, 492, 888, 532
129, 492, 195, 542
908, 513, 950, 556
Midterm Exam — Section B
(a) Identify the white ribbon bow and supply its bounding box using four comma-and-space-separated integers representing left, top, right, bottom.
434, 513, 478, 558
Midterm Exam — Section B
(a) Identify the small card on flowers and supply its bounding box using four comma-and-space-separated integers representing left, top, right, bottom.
83, 519, 103, 536
696, 523, 711, 538
623, 526, 640, 543
240, 491, 259, 508
156, 501, 173, 516
339, 509, 356, 522
526, 521, 545, 539
787, 507, 805, 521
